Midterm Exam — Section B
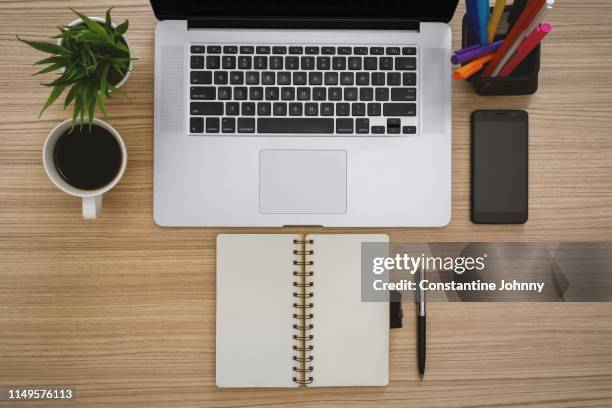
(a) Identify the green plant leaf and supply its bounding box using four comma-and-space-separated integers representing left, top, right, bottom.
114, 20, 129, 38
33, 62, 65, 75
39, 85, 66, 117
17, 36, 69, 55
96, 90, 108, 117
105, 7, 114, 32
34, 55, 68, 66
69, 8, 109, 39
64, 84, 79, 108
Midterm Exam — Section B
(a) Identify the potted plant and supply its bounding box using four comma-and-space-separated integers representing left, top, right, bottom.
18, 7, 133, 127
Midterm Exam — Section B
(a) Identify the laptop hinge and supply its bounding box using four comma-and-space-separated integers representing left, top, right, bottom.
187, 17, 420, 31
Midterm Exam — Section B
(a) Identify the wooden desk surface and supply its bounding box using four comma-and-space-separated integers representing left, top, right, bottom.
1, 1, 612, 407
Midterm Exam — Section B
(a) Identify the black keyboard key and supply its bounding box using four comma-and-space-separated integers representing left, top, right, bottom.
387, 72, 401, 86
246, 71, 260, 85
234, 87, 248, 100
240, 46, 254, 54
336, 103, 350, 116
360, 87, 373, 101
262, 72, 275, 85
321, 47, 335, 55
265, 87, 280, 100
222, 117, 235, 133
332, 57, 346, 70
270, 56, 283, 70
313, 87, 326, 101
387, 118, 401, 127
238, 56, 252, 69
191, 71, 212, 84
272, 46, 287, 54
402, 47, 417, 55
218, 87, 231, 100
296, 87, 310, 101
364, 57, 377, 70
338, 47, 352, 55
293, 72, 307, 85
256, 46, 271, 54
372, 126, 385, 134
191, 102, 223, 116
336, 118, 353, 133
289, 103, 302, 116
383, 103, 416, 116
242, 102, 256, 116
238, 118, 255, 133
258, 118, 334, 133
226, 102, 239, 115
190, 86, 215, 100
206, 117, 219, 133
289, 46, 303, 55
301, 56, 315, 70
285, 57, 299, 70
206, 55, 220, 69
281, 87, 295, 100
305, 46, 319, 54
386, 47, 400, 55
344, 87, 358, 101
223, 46, 238, 54
396, 57, 417, 70
317, 57, 331, 70
375, 88, 389, 101
354, 47, 368, 55
348, 57, 362, 70
230, 71, 244, 85
254, 56, 267, 69
222, 56, 236, 69
321, 103, 334, 116
258, 102, 272, 116
356, 73, 369, 86
191, 45, 205, 54
379, 57, 393, 70
372, 72, 385, 86
370, 47, 384, 55
388, 125, 401, 134
391, 88, 416, 101
305, 103, 318, 116
403, 72, 417, 86
273, 102, 287, 116
207, 45, 221, 54
190, 117, 204, 133
368, 103, 381, 116
309, 72, 323, 85
324, 72, 338, 85
214, 71, 228, 84
356, 118, 370, 134
190, 55, 204, 69
328, 87, 342, 101
278, 72, 291, 85
249, 87, 264, 100
340, 72, 354, 86
403, 126, 417, 134
352, 103, 366, 116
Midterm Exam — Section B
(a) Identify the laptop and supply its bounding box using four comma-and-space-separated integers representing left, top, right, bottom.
151, 0, 457, 227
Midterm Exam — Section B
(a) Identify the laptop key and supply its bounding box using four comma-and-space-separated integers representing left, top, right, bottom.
372, 72, 385, 86
372, 126, 385, 134
324, 72, 338, 85
257, 102, 272, 116
222, 56, 236, 69
321, 47, 335, 55
296, 87, 310, 100
207, 45, 221, 54
256, 46, 271, 54
340, 72, 354, 86
368, 103, 381, 116
356, 73, 369, 86
285, 57, 299, 70
234, 87, 248, 100
272, 46, 287, 54
336, 103, 350, 116
218, 87, 231, 100
313, 87, 326, 100
383, 103, 417, 116
191, 45, 205, 54
348, 57, 362, 70
254, 56, 267, 69
305, 103, 318, 116
240, 46, 254, 54
223, 46, 238, 54
230, 71, 244, 85
370, 47, 384, 55
262, 72, 275, 85
278, 72, 291, 85
356, 118, 370, 134
375, 88, 389, 101
309, 72, 323, 85
321, 103, 334, 116
379, 57, 393, 70
317, 57, 331, 70
258, 118, 334, 133
402, 47, 417, 55
338, 47, 352, 55
391, 88, 417, 101
238, 118, 255, 133
336, 118, 354, 134
364, 57, 377, 70
214, 71, 228, 84
387, 73, 401, 86
270, 56, 283, 70
273, 103, 287, 116
352, 103, 366, 116
242, 102, 256, 116
293, 72, 307, 85
191, 102, 223, 116
249, 87, 264, 100
301, 57, 315, 70
190, 117, 204, 133
226, 102, 239, 115
328, 87, 342, 101
289, 46, 303, 54
190, 86, 215, 100
403, 126, 417, 134
190, 56, 204, 69
246, 71, 260, 85
238, 56, 252, 69
281, 87, 295, 100
386, 47, 401, 55
354, 47, 368, 55
360, 88, 373, 101
222, 117, 235, 133
344, 87, 358, 101
191, 71, 212, 84
396, 57, 417, 70
403, 72, 417, 86
289, 103, 303, 116
206, 56, 220, 69
265, 87, 280, 100
305, 46, 319, 54
206, 117, 219, 133
332, 57, 346, 70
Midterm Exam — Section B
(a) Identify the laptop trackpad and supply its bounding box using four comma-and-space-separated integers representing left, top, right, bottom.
260, 150, 347, 214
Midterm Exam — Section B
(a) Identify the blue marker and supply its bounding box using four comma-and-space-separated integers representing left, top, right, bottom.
466, 0, 481, 45
477, 0, 490, 45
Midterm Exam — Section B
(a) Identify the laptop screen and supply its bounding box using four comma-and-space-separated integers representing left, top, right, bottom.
150, 0, 459, 24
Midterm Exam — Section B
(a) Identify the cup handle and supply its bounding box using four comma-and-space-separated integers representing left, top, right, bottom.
82, 195, 103, 220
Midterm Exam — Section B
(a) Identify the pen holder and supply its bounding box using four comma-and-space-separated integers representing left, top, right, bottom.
461, 8, 541, 96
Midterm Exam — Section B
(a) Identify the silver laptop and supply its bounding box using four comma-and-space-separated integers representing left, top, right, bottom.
151, 0, 457, 227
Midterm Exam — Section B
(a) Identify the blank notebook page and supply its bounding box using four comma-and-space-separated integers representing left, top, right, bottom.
307, 234, 389, 387
216, 234, 299, 388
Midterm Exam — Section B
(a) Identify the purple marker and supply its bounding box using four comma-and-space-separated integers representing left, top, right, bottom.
454, 44, 480, 56
451, 40, 504, 65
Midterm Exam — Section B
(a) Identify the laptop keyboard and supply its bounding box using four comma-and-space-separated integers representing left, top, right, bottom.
189, 45, 418, 136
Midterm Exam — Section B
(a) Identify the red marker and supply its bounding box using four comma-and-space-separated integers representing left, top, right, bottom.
499, 23, 552, 77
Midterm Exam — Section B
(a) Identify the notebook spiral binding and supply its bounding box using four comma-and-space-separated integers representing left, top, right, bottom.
292, 238, 314, 385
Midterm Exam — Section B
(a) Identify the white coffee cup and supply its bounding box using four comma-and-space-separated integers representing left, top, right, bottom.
43, 118, 127, 219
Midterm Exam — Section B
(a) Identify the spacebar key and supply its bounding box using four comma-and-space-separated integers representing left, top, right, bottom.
258, 118, 334, 134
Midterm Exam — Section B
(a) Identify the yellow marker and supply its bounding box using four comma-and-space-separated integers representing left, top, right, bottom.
488, 0, 507, 43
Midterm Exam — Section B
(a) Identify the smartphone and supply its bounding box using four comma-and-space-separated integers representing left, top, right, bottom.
471, 110, 528, 224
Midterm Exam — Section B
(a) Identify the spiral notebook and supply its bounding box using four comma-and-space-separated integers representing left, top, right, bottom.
216, 234, 389, 388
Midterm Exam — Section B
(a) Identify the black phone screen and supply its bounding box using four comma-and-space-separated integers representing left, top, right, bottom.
471, 110, 528, 224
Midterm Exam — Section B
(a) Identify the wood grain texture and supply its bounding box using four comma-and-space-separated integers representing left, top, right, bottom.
1, 1, 612, 407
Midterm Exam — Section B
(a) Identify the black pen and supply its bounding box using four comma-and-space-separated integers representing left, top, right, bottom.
417, 267, 426, 381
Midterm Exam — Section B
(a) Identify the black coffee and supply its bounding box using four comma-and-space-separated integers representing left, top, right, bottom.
53, 125, 122, 190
